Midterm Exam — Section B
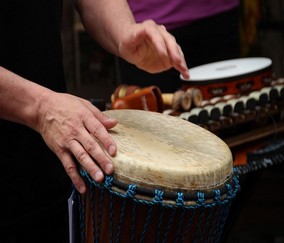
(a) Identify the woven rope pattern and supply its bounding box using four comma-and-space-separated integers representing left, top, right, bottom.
75, 169, 239, 243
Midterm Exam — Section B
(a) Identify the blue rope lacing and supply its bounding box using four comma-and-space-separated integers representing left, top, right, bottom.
75, 169, 240, 243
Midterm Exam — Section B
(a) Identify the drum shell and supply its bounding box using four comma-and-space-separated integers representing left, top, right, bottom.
78, 176, 235, 243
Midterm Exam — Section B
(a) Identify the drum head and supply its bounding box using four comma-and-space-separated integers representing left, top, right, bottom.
104, 109, 233, 193
180, 57, 272, 83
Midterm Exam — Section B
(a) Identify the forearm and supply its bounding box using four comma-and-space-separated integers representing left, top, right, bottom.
74, 0, 190, 79
75, 0, 135, 56
0, 66, 50, 130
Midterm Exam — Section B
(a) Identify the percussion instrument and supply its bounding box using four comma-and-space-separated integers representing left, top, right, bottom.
111, 84, 142, 102
111, 85, 203, 112
180, 57, 273, 100
111, 86, 164, 112
177, 78, 284, 132
162, 88, 202, 111
162, 90, 186, 111
75, 109, 239, 243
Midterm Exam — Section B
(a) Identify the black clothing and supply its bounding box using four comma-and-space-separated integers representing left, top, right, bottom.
0, 1, 71, 242
117, 7, 241, 93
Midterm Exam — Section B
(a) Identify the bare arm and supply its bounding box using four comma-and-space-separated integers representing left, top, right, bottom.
0, 66, 44, 127
0, 66, 117, 193
75, 0, 134, 56
75, 0, 190, 79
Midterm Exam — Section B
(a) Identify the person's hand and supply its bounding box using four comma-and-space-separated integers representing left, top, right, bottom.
36, 91, 117, 194
118, 20, 190, 80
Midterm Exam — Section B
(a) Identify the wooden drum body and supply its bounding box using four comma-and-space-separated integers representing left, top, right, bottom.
75, 110, 239, 243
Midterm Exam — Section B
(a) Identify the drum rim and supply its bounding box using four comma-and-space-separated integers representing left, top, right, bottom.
80, 169, 240, 208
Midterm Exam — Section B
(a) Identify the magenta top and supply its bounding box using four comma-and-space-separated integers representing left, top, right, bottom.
128, 0, 239, 30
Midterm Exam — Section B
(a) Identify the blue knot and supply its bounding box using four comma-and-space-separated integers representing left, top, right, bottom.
214, 189, 221, 202
153, 190, 164, 203
233, 167, 238, 174
79, 169, 87, 177
104, 176, 113, 188
176, 192, 184, 206
196, 192, 205, 206
233, 173, 240, 190
126, 184, 137, 198
226, 184, 233, 198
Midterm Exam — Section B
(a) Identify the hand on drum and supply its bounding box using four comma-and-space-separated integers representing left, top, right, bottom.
118, 20, 190, 79
36, 91, 117, 194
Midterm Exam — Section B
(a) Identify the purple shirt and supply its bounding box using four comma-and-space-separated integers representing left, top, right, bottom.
128, 0, 239, 30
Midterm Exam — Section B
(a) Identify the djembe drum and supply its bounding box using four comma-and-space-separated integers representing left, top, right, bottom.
75, 109, 239, 243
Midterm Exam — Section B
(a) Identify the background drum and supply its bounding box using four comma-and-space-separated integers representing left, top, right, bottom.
74, 110, 239, 243
180, 57, 273, 100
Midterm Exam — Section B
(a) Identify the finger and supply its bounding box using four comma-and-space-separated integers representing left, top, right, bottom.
84, 115, 117, 157
139, 22, 187, 72
84, 99, 118, 129
174, 45, 190, 80
73, 128, 114, 174
126, 20, 169, 64
68, 137, 112, 181
158, 26, 190, 78
93, 108, 118, 130
59, 152, 86, 194
121, 20, 164, 51
139, 20, 169, 59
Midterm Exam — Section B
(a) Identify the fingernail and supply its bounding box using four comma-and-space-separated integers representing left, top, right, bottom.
105, 114, 115, 121
79, 185, 86, 194
108, 144, 116, 156
105, 163, 114, 174
94, 171, 104, 182
181, 70, 190, 80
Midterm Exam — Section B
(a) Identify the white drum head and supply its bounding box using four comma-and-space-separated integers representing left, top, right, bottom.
181, 57, 272, 82
104, 109, 233, 193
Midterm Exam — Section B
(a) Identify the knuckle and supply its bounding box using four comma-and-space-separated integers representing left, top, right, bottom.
65, 164, 77, 176
91, 122, 104, 137
71, 174, 81, 186
69, 125, 80, 137
85, 140, 97, 154
145, 19, 155, 25
97, 112, 108, 121
77, 149, 89, 162
171, 35, 176, 42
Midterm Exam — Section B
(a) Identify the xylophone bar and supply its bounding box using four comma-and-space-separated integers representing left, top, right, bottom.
176, 83, 284, 136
